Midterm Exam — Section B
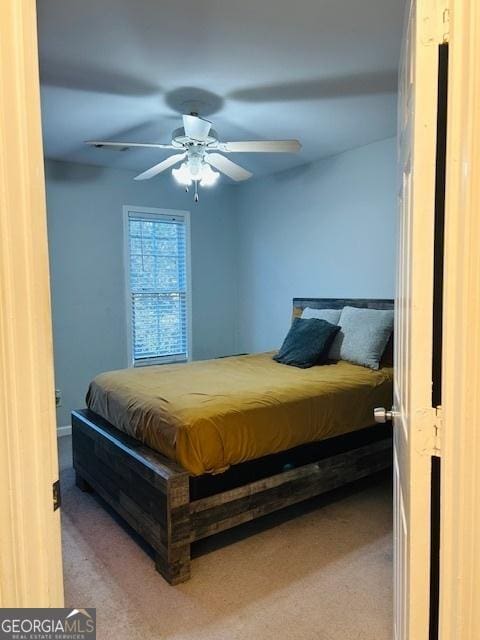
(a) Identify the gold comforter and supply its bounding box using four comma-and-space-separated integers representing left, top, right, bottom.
86, 353, 393, 476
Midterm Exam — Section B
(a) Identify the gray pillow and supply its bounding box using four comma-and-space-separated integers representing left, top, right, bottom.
328, 306, 394, 369
301, 307, 341, 324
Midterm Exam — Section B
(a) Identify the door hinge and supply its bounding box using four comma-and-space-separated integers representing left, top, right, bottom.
432, 405, 443, 456
441, 7, 450, 43
53, 479, 61, 511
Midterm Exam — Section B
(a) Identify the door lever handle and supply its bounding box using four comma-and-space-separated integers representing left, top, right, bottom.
374, 407, 395, 423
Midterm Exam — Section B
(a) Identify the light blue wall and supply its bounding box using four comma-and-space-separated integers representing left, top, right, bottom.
45, 160, 238, 425
235, 137, 397, 353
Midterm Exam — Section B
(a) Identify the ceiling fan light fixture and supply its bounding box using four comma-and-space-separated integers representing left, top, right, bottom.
199, 162, 220, 187
172, 159, 219, 188
172, 162, 192, 186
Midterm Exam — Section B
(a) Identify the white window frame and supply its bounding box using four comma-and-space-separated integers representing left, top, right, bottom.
123, 205, 192, 367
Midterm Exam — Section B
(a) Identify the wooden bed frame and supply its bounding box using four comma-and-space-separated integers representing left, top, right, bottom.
72, 297, 394, 584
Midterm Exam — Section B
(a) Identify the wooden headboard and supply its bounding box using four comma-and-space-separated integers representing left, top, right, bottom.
292, 297, 394, 318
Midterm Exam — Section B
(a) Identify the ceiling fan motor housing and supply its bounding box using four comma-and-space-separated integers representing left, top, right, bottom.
171, 128, 219, 149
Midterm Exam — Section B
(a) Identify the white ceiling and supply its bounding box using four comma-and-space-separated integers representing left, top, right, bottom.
37, 0, 406, 179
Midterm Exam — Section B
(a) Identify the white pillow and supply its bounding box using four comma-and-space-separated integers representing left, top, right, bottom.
301, 307, 341, 324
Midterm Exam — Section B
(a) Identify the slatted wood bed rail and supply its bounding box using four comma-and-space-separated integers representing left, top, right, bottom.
72, 409, 392, 584
72, 297, 394, 584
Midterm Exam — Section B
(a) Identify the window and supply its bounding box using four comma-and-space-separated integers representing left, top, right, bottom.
124, 207, 190, 366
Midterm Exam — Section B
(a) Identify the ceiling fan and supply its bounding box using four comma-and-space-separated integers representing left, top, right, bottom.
87, 113, 301, 202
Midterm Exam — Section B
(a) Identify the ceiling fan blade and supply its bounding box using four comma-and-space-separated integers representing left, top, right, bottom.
205, 153, 252, 181
86, 140, 176, 150
134, 153, 187, 181
221, 140, 301, 153
182, 114, 212, 142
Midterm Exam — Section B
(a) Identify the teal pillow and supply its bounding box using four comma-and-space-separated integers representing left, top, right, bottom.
274, 317, 340, 368
328, 306, 394, 369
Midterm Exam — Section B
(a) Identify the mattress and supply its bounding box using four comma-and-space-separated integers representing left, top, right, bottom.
86, 352, 393, 476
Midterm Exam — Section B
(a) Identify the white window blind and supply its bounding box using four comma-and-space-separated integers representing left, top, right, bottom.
126, 209, 189, 365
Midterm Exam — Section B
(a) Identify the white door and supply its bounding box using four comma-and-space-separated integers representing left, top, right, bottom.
389, 1, 448, 638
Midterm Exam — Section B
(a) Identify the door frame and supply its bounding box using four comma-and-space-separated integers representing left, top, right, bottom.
0, 0, 63, 606
439, 1, 480, 637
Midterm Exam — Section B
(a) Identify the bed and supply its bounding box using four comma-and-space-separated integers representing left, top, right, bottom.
72, 297, 394, 584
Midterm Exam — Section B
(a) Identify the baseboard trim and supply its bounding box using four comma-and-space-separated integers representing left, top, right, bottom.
57, 425, 72, 438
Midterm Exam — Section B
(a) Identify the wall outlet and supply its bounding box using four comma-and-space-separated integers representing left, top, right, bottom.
55, 389, 62, 407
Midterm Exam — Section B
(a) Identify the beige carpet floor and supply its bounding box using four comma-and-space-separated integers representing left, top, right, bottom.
59, 436, 393, 640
